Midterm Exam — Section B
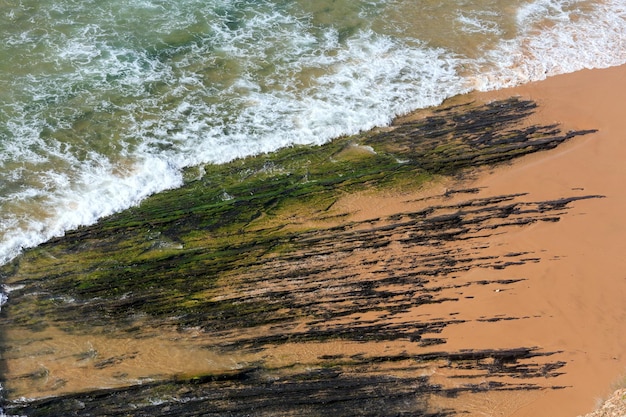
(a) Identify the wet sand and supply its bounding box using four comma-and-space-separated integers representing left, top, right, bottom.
459, 65, 626, 417
380, 65, 626, 416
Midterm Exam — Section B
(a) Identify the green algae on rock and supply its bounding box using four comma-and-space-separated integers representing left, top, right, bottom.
0, 98, 599, 415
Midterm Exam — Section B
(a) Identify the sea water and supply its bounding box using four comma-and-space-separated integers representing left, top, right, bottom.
0, 0, 625, 266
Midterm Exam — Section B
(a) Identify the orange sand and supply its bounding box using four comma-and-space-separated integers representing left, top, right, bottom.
468, 66, 626, 417
271, 65, 626, 416
409, 66, 626, 416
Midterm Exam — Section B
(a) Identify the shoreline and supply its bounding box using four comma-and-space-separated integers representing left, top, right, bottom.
1, 65, 626, 416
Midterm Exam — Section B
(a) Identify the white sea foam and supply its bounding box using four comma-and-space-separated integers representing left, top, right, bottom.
0, 156, 182, 265
516, 0, 587, 25
456, 11, 503, 35
473, 0, 626, 89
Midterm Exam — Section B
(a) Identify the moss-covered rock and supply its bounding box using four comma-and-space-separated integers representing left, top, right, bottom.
0, 97, 598, 415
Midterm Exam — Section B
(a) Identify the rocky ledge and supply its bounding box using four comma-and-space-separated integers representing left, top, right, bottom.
0, 98, 600, 416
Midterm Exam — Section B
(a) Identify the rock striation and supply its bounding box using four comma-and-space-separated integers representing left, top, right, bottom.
0, 98, 600, 416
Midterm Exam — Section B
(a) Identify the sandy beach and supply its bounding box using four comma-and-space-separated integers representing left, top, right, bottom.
379, 64, 626, 416
280, 64, 626, 416
421, 65, 626, 416
466, 65, 626, 417
2, 65, 626, 417
2, 2, 626, 416
316, 64, 626, 417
